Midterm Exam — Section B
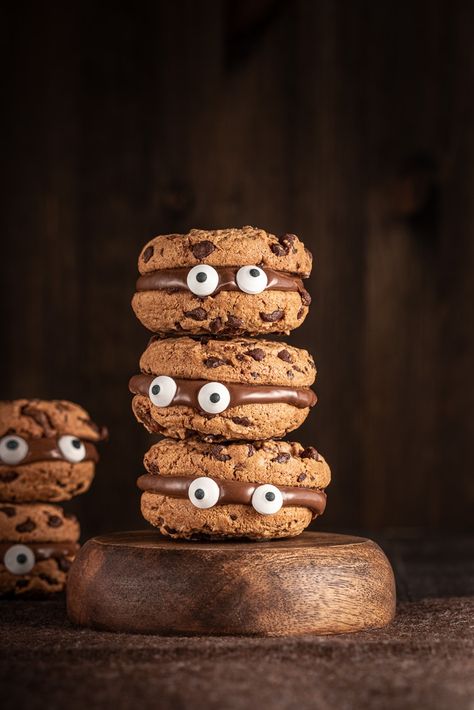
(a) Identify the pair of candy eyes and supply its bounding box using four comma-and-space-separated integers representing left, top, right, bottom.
149, 377, 230, 414
0, 435, 86, 465
3, 544, 36, 574
187, 264, 268, 296
188, 477, 283, 515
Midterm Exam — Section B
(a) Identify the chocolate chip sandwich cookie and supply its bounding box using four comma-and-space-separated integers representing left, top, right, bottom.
0, 502, 80, 596
129, 336, 317, 440
137, 438, 330, 539
132, 226, 312, 336
0, 399, 107, 502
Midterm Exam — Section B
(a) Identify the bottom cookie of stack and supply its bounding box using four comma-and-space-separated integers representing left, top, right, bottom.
0, 503, 80, 597
137, 438, 330, 540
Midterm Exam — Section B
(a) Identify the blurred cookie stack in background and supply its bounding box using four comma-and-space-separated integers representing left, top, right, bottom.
130, 227, 331, 540
0, 399, 106, 597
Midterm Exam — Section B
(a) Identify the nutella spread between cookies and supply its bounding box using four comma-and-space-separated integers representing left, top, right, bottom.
0, 435, 99, 466
129, 374, 317, 411
137, 473, 326, 518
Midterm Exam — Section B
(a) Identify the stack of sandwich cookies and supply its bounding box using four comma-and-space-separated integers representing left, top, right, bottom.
131, 226, 330, 540
0, 399, 106, 596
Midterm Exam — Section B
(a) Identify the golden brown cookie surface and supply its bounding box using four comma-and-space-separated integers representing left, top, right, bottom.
0, 399, 107, 441
138, 227, 312, 275
0, 461, 95, 502
0, 503, 80, 543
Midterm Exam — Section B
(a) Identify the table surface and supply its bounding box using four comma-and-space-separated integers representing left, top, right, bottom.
1, 533, 473, 710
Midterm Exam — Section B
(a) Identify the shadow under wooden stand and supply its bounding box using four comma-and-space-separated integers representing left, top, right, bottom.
67, 531, 396, 636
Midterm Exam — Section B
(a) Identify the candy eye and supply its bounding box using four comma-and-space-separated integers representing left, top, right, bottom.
187, 264, 219, 296
3, 544, 35, 574
251, 484, 283, 515
0, 435, 28, 465
197, 382, 231, 414
58, 435, 86, 463
188, 476, 220, 509
236, 265, 268, 294
148, 375, 177, 407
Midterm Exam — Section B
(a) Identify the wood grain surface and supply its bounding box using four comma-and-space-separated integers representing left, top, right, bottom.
67, 530, 395, 635
1, 1, 474, 535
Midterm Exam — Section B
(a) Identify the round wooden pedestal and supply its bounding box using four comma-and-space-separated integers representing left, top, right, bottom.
67, 531, 396, 636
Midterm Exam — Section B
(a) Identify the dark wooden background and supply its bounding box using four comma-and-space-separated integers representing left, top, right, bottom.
1, 0, 473, 538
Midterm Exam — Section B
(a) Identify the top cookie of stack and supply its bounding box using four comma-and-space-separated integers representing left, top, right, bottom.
132, 226, 312, 335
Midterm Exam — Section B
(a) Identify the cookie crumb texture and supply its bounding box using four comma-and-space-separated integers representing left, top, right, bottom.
132, 395, 310, 440
132, 289, 309, 335
144, 438, 331, 489
138, 227, 312, 276
0, 556, 73, 597
141, 491, 314, 540
0, 503, 80, 543
0, 399, 106, 441
0, 461, 95, 502
139, 336, 316, 387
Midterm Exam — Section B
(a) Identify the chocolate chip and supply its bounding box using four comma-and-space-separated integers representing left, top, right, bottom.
287, 369, 294, 379
57, 557, 72, 573
226, 315, 243, 330
247, 444, 255, 457
246, 348, 265, 361
142, 245, 154, 263
0, 471, 19, 483
272, 453, 291, 464
250, 372, 259, 379
297, 307, 305, 319
229, 514, 238, 521
184, 307, 207, 321
203, 357, 228, 368
297, 472, 307, 482
209, 317, 223, 333
270, 243, 287, 257
148, 461, 160, 475
16, 518, 36, 533
301, 446, 321, 461
277, 349, 293, 363
174, 321, 185, 331
293, 365, 303, 373
235, 353, 245, 361
0, 505, 16, 517
210, 444, 231, 462
232, 416, 251, 427
300, 289, 311, 306
260, 310, 284, 322
47, 515, 63, 528
20, 404, 55, 437
191, 241, 216, 259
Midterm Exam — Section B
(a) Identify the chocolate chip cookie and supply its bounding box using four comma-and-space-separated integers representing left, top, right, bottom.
138, 438, 329, 539
129, 336, 317, 440
132, 227, 312, 335
0, 399, 107, 502
0, 502, 80, 596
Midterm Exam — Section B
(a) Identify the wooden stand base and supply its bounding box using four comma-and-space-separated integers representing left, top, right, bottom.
67, 531, 396, 636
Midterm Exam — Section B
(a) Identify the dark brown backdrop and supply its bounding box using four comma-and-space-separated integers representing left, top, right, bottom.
1, 0, 473, 538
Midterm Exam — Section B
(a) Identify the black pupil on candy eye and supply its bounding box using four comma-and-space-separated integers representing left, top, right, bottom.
265, 491, 276, 502
210, 393, 220, 403
250, 269, 260, 277
72, 439, 81, 449
194, 489, 205, 500
152, 385, 160, 395
6, 440, 19, 450
17, 554, 27, 564
196, 272, 207, 283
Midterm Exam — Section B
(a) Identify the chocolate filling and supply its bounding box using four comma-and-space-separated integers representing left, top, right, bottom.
129, 375, 317, 410
0, 438, 99, 467
137, 474, 326, 518
136, 267, 306, 295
